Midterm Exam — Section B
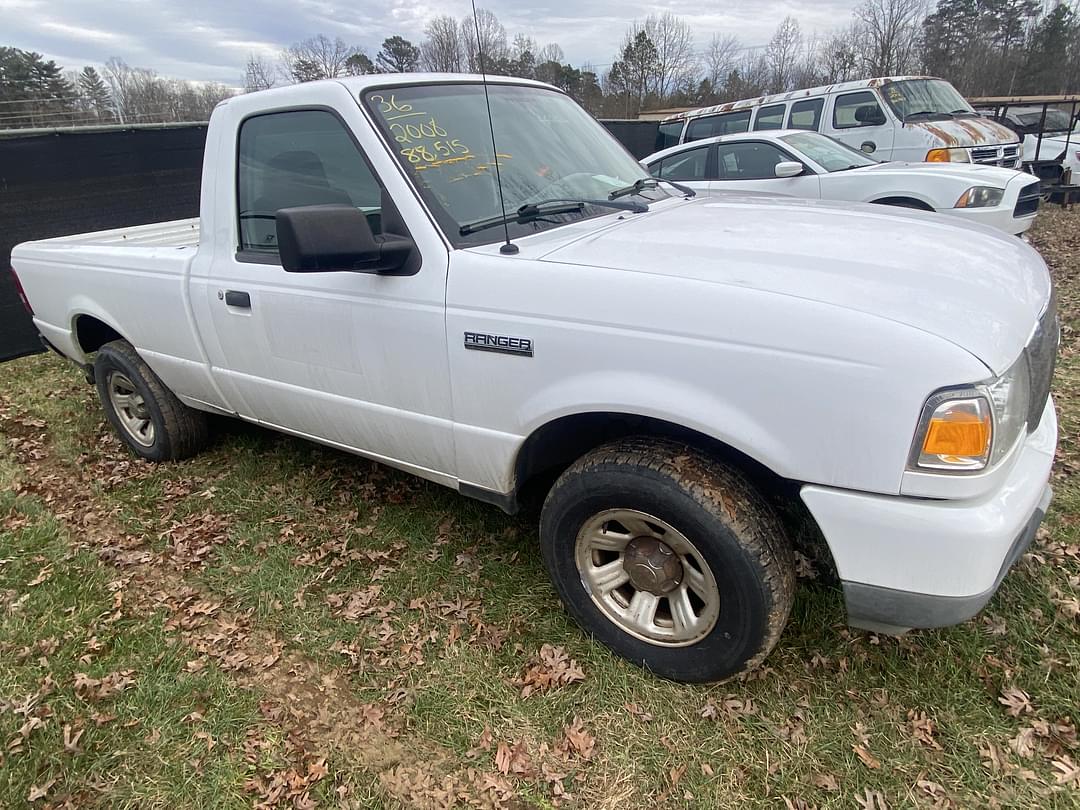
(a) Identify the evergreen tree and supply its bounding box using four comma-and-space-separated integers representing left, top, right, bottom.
78, 65, 112, 120
375, 36, 420, 73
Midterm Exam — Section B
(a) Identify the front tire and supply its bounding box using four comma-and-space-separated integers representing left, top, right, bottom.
94, 340, 208, 461
540, 438, 795, 682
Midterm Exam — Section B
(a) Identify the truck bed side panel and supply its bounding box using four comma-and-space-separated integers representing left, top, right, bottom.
12, 221, 229, 412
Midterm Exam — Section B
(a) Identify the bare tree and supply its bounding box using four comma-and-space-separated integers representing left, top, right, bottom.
646, 12, 699, 98
103, 56, 133, 123
704, 33, 741, 86
853, 0, 925, 75
537, 43, 564, 65
419, 15, 463, 72
766, 16, 803, 92
461, 7, 508, 72
281, 35, 358, 82
819, 27, 860, 83
243, 54, 276, 92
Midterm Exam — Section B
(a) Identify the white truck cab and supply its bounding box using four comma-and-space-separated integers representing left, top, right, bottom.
659, 76, 1022, 169
11, 74, 1058, 683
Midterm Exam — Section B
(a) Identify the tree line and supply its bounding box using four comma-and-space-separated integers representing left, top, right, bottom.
0, 48, 233, 129
247, 1, 1080, 119
2, 0, 1078, 130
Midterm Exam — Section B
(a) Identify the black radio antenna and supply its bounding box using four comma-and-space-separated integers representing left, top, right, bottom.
471, 0, 518, 255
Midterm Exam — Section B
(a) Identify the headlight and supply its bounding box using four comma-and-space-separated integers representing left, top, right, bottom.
926, 147, 970, 163
910, 354, 1030, 473
955, 186, 1005, 208
985, 353, 1030, 465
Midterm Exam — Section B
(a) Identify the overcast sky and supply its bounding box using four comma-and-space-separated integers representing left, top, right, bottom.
1, 0, 860, 86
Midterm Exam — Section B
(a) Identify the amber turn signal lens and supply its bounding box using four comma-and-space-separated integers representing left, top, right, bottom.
922, 409, 991, 458
926, 148, 950, 162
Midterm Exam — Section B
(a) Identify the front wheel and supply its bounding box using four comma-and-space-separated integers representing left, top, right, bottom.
540, 438, 795, 682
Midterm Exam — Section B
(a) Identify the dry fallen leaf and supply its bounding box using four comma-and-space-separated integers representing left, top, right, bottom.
812, 771, 840, 791
558, 717, 595, 761
998, 686, 1034, 717
1052, 756, 1080, 785
853, 744, 881, 770
26, 779, 56, 802
854, 788, 889, 809
907, 710, 943, 751
63, 724, 84, 754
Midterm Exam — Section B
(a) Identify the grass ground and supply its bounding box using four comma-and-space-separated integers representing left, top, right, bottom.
2, 208, 1079, 809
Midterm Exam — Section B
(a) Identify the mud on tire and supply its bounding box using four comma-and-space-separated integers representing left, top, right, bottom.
540, 437, 796, 682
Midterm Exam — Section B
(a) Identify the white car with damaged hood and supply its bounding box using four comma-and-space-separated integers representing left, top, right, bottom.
11, 74, 1058, 683
644, 129, 1041, 235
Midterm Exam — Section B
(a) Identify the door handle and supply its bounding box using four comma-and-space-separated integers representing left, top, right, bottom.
224, 290, 251, 309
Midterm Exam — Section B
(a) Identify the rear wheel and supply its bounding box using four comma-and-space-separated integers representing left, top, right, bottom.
94, 340, 208, 461
540, 437, 795, 682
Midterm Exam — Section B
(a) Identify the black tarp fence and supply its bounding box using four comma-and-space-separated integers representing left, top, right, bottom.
0, 119, 659, 362
1, 125, 206, 362
600, 120, 660, 159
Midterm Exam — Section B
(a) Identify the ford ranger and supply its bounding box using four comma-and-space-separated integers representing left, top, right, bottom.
10, 74, 1059, 682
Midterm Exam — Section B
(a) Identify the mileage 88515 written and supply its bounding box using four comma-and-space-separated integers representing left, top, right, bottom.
370, 94, 473, 169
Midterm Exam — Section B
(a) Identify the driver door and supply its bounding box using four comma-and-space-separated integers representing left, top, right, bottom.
195, 107, 456, 480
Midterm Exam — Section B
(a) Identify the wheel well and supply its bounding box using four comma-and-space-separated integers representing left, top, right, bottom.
870, 196, 935, 211
513, 412, 837, 580
74, 315, 124, 355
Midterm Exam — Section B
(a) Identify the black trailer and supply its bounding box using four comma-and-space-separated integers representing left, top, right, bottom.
971, 94, 1079, 205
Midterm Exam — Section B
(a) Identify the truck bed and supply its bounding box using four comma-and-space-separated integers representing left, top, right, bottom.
23, 218, 200, 249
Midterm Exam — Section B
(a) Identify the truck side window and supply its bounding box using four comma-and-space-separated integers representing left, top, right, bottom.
787, 98, 824, 131
685, 110, 751, 142
833, 92, 886, 129
237, 110, 382, 254
655, 120, 685, 151
753, 104, 786, 131
653, 146, 709, 181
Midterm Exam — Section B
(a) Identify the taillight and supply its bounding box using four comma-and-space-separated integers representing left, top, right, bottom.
9, 267, 33, 316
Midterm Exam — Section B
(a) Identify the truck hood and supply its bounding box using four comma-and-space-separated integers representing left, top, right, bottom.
911, 116, 1017, 147
535, 196, 1049, 374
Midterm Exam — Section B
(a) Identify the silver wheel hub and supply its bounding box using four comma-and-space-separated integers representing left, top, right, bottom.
106, 371, 155, 447
575, 508, 721, 647
623, 537, 682, 594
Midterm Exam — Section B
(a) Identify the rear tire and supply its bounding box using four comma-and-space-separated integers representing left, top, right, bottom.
540, 437, 795, 682
94, 340, 208, 461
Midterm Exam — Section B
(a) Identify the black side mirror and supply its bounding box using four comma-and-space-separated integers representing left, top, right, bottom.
276, 204, 416, 275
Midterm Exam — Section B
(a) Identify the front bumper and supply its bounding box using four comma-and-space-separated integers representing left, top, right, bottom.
944, 202, 1035, 236
801, 398, 1056, 633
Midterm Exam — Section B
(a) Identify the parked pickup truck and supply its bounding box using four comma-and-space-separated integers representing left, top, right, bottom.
11, 74, 1059, 682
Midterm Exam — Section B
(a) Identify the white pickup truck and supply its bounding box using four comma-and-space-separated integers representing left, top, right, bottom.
11, 74, 1059, 682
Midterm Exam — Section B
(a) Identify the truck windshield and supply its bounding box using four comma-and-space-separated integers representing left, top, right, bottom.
779, 132, 879, 172
362, 83, 662, 247
881, 79, 974, 120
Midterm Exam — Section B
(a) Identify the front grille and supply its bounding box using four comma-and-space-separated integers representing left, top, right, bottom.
1014, 181, 1041, 217
1025, 291, 1059, 432
969, 144, 1023, 167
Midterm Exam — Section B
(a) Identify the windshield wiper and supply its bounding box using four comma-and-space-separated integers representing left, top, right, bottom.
609, 176, 696, 200
903, 110, 948, 122
951, 109, 978, 117
459, 198, 648, 237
